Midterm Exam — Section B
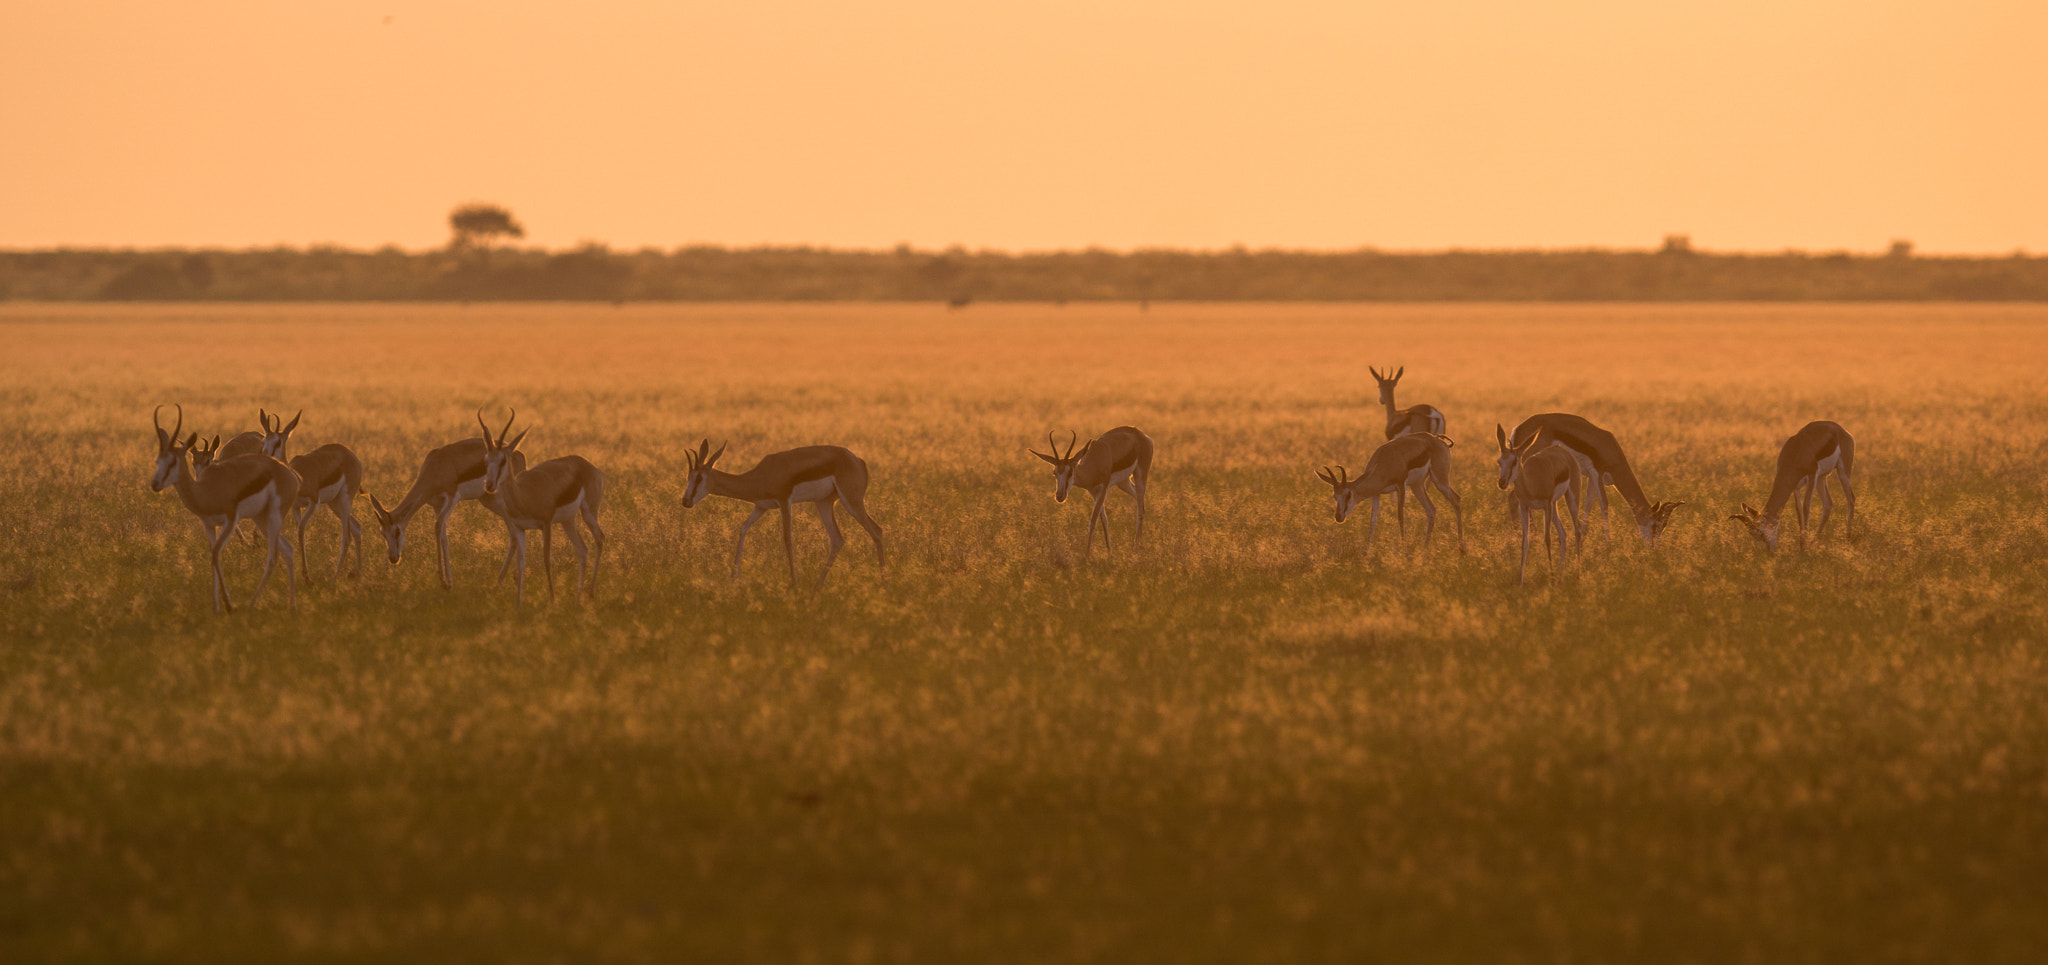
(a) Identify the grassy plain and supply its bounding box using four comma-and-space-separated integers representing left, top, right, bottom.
3, 302, 2047, 963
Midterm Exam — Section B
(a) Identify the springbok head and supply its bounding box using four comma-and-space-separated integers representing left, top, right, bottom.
149, 404, 195, 492
1368, 365, 1405, 407
189, 434, 223, 471
682, 438, 727, 508
1027, 430, 1092, 503
1644, 500, 1686, 544
1495, 423, 1544, 491
258, 408, 302, 460
1728, 503, 1777, 549
1315, 465, 1360, 522
367, 494, 407, 564
478, 408, 527, 495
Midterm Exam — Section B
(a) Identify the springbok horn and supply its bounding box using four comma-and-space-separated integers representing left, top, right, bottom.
171, 403, 182, 442
1045, 431, 1059, 457
499, 408, 517, 443
1064, 429, 1079, 459
477, 407, 493, 443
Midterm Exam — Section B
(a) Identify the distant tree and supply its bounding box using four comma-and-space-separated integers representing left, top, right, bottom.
448, 204, 525, 257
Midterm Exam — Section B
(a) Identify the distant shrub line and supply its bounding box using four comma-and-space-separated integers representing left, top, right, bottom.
3, 244, 2045, 302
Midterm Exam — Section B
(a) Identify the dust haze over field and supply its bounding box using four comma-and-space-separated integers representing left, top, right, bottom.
3, 303, 2046, 961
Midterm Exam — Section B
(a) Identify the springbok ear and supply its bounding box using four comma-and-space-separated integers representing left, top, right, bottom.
1496, 424, 1508, 447
1369, 366, 1382, 381
1073, 442, 1092, 461
1029, 449, 1059, 465
507, 428, 529, 450
182, 432, 198, 448
259, 408, 271, 432
284, 410, 302, 433
1394, 365, 1404, 379
708, 442, 726, 466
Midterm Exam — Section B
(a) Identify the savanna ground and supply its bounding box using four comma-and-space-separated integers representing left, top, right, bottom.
3, 302, 2046, 963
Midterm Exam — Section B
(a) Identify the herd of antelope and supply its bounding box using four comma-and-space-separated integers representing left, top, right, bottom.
146, 366, 1858, 613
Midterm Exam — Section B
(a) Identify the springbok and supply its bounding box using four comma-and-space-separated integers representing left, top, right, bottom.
681, 439, 886, 587
367, 411, 526, 588
204, 412, 277, 544
1314, 432, 1463, 552
1028, 427, 1154, 557
1370, 366, 1446, 439
1731, 421, 1856, 550
1499, 413, 1684, 543
1496, 426, 1585, 584
148, 405, 300, 613
255, 408, 365, 583
477, 412, 607, 605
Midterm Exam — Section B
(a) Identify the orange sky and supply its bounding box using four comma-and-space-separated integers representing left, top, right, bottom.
4, 1, 2044, 253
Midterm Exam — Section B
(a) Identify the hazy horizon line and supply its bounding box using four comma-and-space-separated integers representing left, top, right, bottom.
4, 239, 2033, 259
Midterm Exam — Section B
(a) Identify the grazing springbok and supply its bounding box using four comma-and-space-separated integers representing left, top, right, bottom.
368, 411, 526, 588
681, 439, 886, 587
477, 413, 607, 605
1731, 421, 1856, 550
255, 408, 365, 583
1370, 366, 1447, 439
1500, 413, 1684, 543
1314, 432, 1463, 552
148, 405, 300, 614
1496, 426, 1585, 585
1028, 427, 1154, 557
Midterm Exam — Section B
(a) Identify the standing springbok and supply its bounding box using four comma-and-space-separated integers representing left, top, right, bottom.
1496, 426, 1585, 585
1730, 421, 1856, 550
1370, 366, 1447, 439
1314, 432, 1463, 552
367, 411, 526, 588
206, 412, 277, 545
1028, 427, 1154, 557
477, 412, 607, 605
257, 408, 365, 583
148, 405, 300, 614
1499, 413, 1684, 543
681, 439, 886, 587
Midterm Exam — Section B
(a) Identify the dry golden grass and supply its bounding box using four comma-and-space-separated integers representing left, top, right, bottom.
3, 302, 2046, 962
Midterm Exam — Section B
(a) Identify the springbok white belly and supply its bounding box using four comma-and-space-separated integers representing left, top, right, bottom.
510, 497, 584, 531
787, 477, 838, 504
1404, 465, 1430, 488
1814, 450, 1844, 477
454, 476, 490, 501
233, 486, 275, 520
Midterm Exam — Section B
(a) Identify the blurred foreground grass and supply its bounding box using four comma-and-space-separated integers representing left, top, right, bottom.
3, 302, 2047, 962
